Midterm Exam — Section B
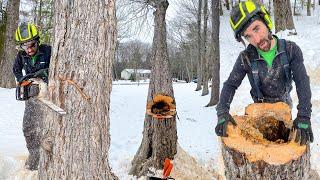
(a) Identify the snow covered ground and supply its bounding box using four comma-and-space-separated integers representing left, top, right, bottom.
1, 10, 320, 180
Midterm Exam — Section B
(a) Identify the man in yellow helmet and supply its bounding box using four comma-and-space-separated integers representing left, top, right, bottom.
215, 1, 313, 146
12, 22, 51, 170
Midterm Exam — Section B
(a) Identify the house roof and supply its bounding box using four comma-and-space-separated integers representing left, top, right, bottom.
123, 69, 151, 74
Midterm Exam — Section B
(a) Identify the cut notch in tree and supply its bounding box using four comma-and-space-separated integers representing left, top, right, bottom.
221, 102, 311, 179
146, 94, 176, 119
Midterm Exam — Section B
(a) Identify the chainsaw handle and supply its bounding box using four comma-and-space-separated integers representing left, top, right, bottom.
18, 68, 48, 82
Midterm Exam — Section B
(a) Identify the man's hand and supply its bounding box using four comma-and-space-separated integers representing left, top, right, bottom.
293, 116, 313, 145
215, 113, 237, 137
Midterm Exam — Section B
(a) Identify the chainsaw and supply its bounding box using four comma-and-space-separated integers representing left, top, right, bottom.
16, 68, 66, 115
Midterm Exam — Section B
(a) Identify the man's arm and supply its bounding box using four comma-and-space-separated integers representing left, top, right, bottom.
12, 53, 24, 82
290, 42, 312, 118
216, 53, 247, 116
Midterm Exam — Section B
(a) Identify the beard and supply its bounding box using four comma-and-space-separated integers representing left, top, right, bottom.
257, 38, 272, 51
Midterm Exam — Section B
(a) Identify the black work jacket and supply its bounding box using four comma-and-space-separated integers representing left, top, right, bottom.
13, 44, 51, 82
216, 38, 312, 118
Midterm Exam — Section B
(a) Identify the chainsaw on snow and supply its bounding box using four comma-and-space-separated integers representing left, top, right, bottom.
16, 68, 66, 115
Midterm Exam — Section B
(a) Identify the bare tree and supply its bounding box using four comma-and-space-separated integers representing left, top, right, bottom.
225, 0, 230, 10
294, 0, 298, 15
195, 0, 203, 91
207, 0, 220, 107
0, 3, 7, 67
39, 0, 118, 179
129, 0, 177, 177
273, 0, 296, 34
307, 0, 311, 16
201, 0, 209, 96
0, 0, 19, 88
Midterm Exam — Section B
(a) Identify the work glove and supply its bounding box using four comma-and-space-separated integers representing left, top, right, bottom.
293, 116, 314, 145
215, 113, 237, 137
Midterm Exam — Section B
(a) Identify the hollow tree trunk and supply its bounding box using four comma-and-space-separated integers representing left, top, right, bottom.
0, 0, 19, 88
39, 0, 118, 179
129, 0, 177, 178
207, 0, 220, 107
221, 103, 311, 179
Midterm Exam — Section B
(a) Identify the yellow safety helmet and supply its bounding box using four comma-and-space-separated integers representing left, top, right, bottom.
15, 22, 39, 44
229, 1, 272, 41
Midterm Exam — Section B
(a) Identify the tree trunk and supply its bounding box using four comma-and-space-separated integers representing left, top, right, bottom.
37, 0, 42, 27
225, 0, 230, 10
313, 0, 315, 10
273, 0, 296, 34
220, 0, 223, 15
130, 0, 177, 177
0, 0, 19, 88
201, 0, 209, 96
221, 103, 311, 179
307, 0, 311, 16
294, 0, 297, 15
39, 0, 118, 179
195, 0, 202, 91
207, 0, 220, 107
268, 0, 272, 13
0, 9, 7, 67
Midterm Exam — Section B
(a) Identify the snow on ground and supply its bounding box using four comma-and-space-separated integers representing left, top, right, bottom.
2, 9, 320, 180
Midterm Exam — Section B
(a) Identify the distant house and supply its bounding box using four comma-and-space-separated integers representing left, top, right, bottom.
121, 69, 151, 80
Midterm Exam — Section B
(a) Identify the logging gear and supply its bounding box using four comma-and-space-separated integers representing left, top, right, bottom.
13, 44, 51, 83
15, 22, 39, 44
216, 37, 312, 120
215, 113, 237, 137
15, 68, 48, 101
230, 1, 272, 41
293, 116, 313, 145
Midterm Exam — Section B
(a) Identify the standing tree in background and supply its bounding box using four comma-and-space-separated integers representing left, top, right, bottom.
195, 0, 203, 91
273, 0, 296, 34
0, 0, 19, 88
130, 0, 177, 177
39, 0, 118, 179
307, 0, 312, 16
201, 0, 209, 96
207, 0, 220, 107
0, 3, 7, 67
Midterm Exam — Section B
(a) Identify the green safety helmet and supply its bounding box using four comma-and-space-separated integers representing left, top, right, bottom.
15, 22, 39, 44
229, 1, 272, 41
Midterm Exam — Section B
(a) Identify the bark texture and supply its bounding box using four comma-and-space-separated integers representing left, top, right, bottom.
201, 0, 209, 96
0, 0, 19, 88
222, 145, 311, 179
195, 0, 202, 91
39, 0, 118, 179
221, 103, 311, 180
273, 0, 296, 33
207, 0, 220, 107
130, 0, 177, 177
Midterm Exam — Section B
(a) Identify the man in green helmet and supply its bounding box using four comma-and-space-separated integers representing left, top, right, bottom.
12, 22, 51, 170
215, 1, 313, 146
